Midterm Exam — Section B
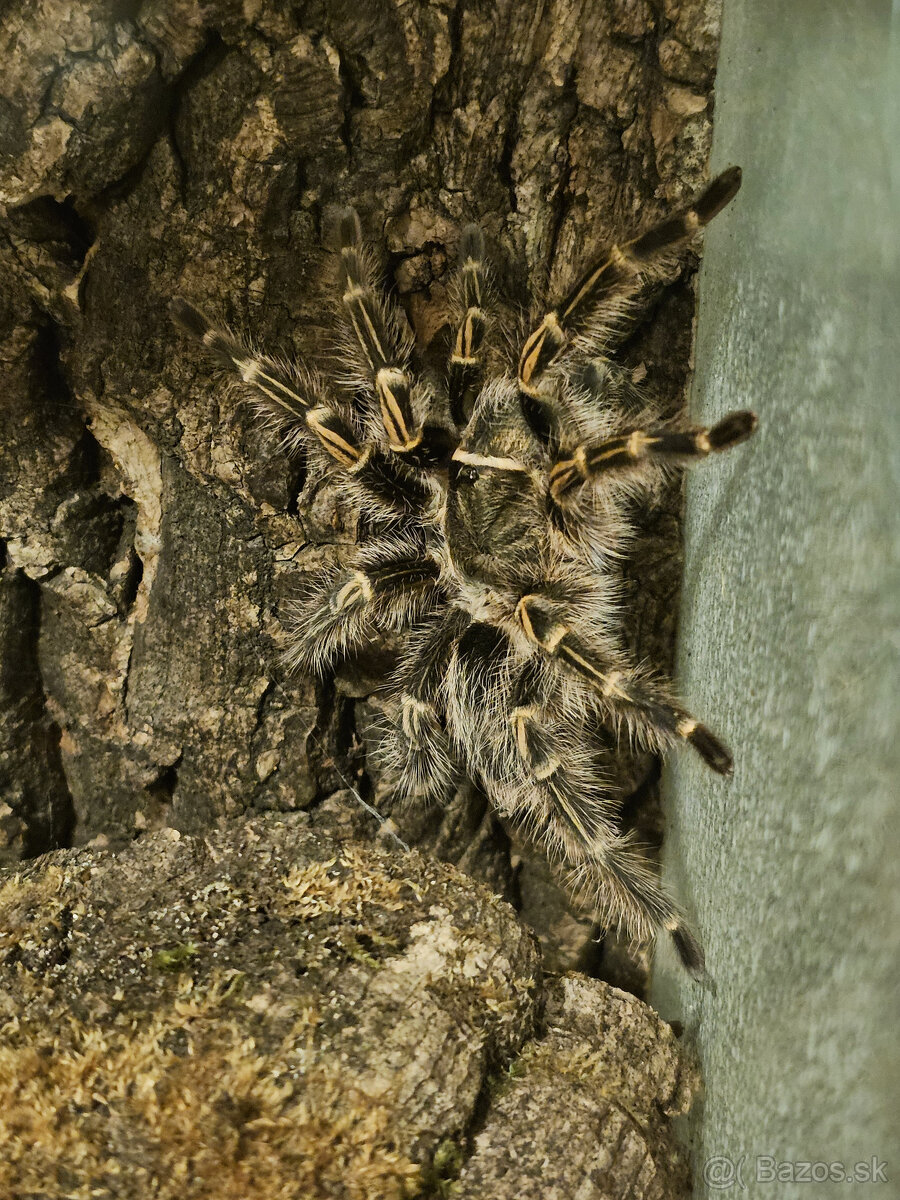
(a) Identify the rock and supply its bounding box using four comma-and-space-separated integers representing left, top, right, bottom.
0, 805, 697, 1198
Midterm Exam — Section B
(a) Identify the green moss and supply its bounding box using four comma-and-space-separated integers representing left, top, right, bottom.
152, 941, 201, 971
418, 1136, 464, 1198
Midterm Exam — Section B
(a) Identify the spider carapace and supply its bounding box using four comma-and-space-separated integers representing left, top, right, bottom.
171, 167, 755, 976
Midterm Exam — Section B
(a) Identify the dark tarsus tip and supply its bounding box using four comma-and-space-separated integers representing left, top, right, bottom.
690, 724, 734, 776
695, 165, 743, 224
459, 224, 485, 263
169, 297, 210, 340
338, 206, 363, 249
671, 922, 706, 980
709, 409, 758, 450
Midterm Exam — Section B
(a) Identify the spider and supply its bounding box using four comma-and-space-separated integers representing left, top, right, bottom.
170, 166, 755, 976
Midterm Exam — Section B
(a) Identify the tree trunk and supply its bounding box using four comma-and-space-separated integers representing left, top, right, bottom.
1, 0, 725, 1191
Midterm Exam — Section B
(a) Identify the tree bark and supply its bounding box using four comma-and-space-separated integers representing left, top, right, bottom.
1, 0, 724, 1188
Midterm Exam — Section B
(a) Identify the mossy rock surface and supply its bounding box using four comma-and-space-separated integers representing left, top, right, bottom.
1, 801, 697, 1198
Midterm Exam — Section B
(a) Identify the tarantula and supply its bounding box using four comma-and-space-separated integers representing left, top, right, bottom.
170, 166, 755, 975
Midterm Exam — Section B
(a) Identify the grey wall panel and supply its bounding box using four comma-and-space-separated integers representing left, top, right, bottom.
652, 3, 899, 1196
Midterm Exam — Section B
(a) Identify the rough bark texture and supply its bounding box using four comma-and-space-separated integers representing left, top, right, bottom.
0, 0, 723, 974
0, 803, 699, 1198
1, 0, 724, 1190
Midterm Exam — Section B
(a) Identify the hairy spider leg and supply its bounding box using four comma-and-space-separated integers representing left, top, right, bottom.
447, 225, 492, 429
563, 829, 706, 977
517, 167, 742, 433
549, 410, 757, 501
506, 658, 618, 847
515, 662, 708, 974
449, 629, 706, 975
515, 593, 733, 775
443, 622, 605, 842
169, 298, 338, 455
338, 209, 456, 470
283, 542, 444, 674
169, 298, 431, 520
376, 608, 471, 800
443, 621, 519, 774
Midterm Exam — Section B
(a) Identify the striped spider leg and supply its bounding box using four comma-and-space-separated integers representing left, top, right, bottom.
433, 605, 708, 974
447, 224, 493, 429
517, 166, 743, 444
170, 281, 441, 686
168, 296, 433, 522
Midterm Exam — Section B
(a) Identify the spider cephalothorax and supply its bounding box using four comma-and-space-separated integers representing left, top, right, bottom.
171, 167, 755, 975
